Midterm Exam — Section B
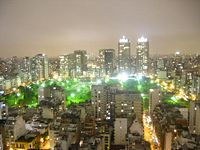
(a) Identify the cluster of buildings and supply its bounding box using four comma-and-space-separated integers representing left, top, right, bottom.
0, 35, 200, 150
0, 36, 150, 93
0, 81, 149, 150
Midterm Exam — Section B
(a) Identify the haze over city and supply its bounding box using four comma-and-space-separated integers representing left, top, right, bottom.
0, 0, 200, 57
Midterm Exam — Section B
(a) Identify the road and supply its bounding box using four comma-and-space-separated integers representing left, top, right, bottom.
143, 114, 160, 150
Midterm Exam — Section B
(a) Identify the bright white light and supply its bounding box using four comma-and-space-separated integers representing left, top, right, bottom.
119, 36, 129, 43
117, 73, 128, 82
53, 73, 59, 80
138, 36, 148, 42
71, 93, 75, 98
96, 79, 102, 84
136, 73, 143, 81
149, 89, 154, 92
106, 117, 111, 120
41, 83, 45, 87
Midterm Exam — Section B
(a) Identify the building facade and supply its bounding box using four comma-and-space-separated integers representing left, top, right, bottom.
31, 54, 49, 81
118, 36, 131, 73
99, 49, 115, 76
136, 36, 149, 75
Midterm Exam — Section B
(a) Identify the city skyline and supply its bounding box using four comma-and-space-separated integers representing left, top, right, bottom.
0, 0, 200, 57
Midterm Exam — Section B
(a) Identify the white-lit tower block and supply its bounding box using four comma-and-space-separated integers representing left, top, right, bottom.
59, 55, 67, 78
114, 118, 127, 145
136, 36, 149, 75
0, 101, 8, 120
91, 85, 112, 120
118, 36, 131, 74
31, 54, 49, 81
74, 50, 87, 77
87, 55, 100, 78
20, 57, 32, 82
59, 53, 75, 78
149, 88, 160, 116
99, 49, 115, 76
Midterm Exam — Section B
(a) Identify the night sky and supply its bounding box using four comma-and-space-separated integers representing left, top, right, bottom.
0, 0, 200, 57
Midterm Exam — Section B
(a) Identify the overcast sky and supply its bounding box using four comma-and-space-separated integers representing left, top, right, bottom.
0, 0, 200, 57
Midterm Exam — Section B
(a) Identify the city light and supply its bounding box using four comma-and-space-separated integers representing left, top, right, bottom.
0, 1, 199, 149
138, 36, 148, 42
117, 73, 128, 82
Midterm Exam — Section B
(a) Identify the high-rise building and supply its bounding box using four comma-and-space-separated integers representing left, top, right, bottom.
59, 54, 75, 78
49, 57, 59, 77
99, 49, 115, 76
114, 92, 140, 118
20, 57, 31, 74
91, 85, 112, 120
87, 55, 100, 78
189, 101, 200, 135
114, 118, 127, 145
38, 86, 66, 119
59, 50, 87, 78
156, 58, 165, 71
136, 36, 149, 75
31, 54, 49, 81
118, 36, 131, 73
149, 89, 160, 116
20, 57, 32, 82
74, 50, 87, 77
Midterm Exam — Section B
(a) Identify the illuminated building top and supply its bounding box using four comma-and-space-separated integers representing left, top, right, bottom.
119, 36, 129, 43
138, 36, 148, 43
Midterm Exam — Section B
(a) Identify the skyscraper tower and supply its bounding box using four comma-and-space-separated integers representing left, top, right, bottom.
20, 57, 31, 81
74, 50, 87, 77
31, 54, 49, 81
99, 49, 115, 76
118, 36, 131, 73
59, 54, 75, 78
20, 57, 31, 73
136, 36, 149, 75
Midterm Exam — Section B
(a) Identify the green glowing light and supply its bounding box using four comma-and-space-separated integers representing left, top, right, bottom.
150, 80, 154, 84
71, 93, 75, 98
41, 83, 45, 87
171, 96, 177, 101
138, 85, 142, 90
